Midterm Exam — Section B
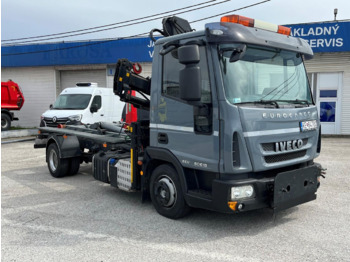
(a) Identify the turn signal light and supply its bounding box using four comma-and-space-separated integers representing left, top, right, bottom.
228, 201, 238, 211
221, 14, 291, 36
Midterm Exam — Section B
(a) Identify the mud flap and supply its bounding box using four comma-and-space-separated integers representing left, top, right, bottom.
273, 166, 319, 212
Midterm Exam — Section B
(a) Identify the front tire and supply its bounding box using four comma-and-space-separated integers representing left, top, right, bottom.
1, 113, 11, 131
150, 164, 190, 219
47, 143, 69, 178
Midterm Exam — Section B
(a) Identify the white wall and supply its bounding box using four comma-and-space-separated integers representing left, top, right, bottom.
2, 67, 56, 127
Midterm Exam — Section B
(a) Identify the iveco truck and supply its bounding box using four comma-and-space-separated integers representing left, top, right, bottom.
35, 15, 324, 219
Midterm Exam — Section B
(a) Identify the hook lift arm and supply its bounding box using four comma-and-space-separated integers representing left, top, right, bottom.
113, 58, 151, 111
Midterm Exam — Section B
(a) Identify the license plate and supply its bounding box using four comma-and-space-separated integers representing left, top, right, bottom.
300, 120, 317, 132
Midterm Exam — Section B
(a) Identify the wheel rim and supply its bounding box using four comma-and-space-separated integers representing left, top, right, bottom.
154, 175, 177, 208
1, 119, 7, 128
49, 149, 58, 172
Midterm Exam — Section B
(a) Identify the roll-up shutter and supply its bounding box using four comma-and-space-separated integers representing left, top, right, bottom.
60, 70, 106, 93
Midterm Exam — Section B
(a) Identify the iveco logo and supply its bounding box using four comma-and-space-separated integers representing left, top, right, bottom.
52, 116, 57, 123
263, 111, 312, 119
275, 139, 303, 152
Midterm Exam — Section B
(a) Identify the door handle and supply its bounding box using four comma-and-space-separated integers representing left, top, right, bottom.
158, 133, 168, 144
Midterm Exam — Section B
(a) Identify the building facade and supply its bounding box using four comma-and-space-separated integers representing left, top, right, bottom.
2, 20, 350, 134
288, 20, 350, 135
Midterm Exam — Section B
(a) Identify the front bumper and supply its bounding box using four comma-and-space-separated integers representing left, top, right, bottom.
186, 164, 321, 213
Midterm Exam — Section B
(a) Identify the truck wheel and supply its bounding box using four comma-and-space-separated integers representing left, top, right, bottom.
150, 164, 190, 219
1, 113, 11, 131
47, 143, 69, 178
68, 158, 80, 176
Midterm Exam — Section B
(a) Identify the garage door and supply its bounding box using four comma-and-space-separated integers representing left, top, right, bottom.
60, 70, 106, 93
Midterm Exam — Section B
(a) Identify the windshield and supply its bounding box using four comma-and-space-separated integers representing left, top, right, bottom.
218, 44, 313, 106
52, 94, 92, 109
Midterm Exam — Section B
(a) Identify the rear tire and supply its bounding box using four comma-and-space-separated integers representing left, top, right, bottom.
150, 164, 190, 219
47, 143, 69, 178
68, 158, 80, 176
1, 113, 11, 131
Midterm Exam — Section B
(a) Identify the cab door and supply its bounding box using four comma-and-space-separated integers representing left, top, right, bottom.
86, 94, 103, 124
153, 44, 220, 173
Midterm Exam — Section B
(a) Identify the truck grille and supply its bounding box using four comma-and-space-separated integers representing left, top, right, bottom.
265, 150, 307, 163
43, 117, 69, 127
261, 139, 308, 164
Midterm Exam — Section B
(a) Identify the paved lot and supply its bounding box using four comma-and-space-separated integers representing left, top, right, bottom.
2, 137, 350, 261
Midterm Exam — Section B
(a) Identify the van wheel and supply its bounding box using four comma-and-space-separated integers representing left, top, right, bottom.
150, 164, 190, 219
68, 158, 80, 176
1, 113, 11, 131
47, 143, 69, 178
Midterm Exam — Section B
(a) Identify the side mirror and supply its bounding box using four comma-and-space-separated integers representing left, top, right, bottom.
49, 104, 53, 109
90, 104, 98, 113
178, 45, 201, 102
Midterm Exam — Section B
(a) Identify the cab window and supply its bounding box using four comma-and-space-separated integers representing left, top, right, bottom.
162, 46, 211, 104
91, 95, 102, 109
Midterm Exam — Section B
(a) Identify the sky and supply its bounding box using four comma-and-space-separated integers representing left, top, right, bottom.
1, 0, 350, 45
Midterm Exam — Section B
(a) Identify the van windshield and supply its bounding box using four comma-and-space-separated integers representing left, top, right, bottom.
52, 94, 92, 109
218, 44, 313, 107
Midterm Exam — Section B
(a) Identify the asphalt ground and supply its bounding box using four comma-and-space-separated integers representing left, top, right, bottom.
1, 138, 350, 261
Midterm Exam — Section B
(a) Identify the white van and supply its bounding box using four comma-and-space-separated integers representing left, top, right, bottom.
40, 83, 124, 127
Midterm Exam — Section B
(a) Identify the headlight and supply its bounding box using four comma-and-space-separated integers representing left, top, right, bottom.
231, 185, 254, 200
68, 114, 82, 121
40, 115, 44, 120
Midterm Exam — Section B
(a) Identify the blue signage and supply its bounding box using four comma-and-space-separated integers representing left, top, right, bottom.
2, 37, 156, 67
2, 21, 350, 67
287, 21, 350, 53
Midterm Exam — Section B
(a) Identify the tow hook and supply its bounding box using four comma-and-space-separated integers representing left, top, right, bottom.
315, 163, 326, 188
320, 167, 327, 178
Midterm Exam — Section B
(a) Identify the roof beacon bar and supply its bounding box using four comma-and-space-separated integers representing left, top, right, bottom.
220, 15, 291, 36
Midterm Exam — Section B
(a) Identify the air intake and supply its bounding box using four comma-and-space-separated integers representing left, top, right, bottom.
232, 132, 241, 168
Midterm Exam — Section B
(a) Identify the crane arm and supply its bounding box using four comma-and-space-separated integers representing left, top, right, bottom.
113, 58, 151, 110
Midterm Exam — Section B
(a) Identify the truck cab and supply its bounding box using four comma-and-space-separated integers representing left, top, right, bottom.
1, 80, 25, 130
146, 15, 321, 214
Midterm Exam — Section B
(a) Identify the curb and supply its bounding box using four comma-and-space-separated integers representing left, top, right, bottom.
2, 137, 36, 144
1, 129, 38, 139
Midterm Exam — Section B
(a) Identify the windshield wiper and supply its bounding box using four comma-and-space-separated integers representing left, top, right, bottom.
276, 99, 310, 107
235, 100, 280, 108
